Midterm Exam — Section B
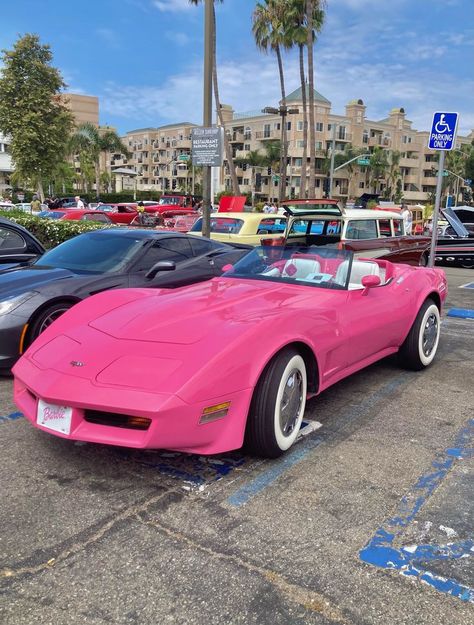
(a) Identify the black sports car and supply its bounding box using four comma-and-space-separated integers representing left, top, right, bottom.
0, 217, 45, 268
0, 228, 250, 371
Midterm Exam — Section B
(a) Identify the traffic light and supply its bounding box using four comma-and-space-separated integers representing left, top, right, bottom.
267, 167, 271, 176
172, 179, 177, 190
255, 172, 262, 187
164, 178, 169, 189
242, 163, 247, 171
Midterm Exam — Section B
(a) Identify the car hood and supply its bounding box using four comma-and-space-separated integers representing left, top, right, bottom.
89, 278, 326, 344
0, 265, 80, 296
20, 278, 343, 401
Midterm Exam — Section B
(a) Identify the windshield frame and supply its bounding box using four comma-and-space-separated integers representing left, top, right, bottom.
222, 245, 353, 291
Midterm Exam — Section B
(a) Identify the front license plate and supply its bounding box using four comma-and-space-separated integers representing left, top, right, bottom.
37, 400, 72, 435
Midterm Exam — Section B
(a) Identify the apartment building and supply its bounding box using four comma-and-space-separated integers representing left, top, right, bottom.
112, 123, 197, 193
219, 87, 473, 204
0, 135, 13, 196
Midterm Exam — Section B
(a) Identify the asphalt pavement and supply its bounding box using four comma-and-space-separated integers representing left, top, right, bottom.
0, 266, 473, 625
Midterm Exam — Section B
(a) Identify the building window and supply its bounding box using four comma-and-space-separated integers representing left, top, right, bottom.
287, 121, 291, 131
263, 124, 271, 138
359, 181, 365, 188
244, 143, 250, 151
297, 140, 305, 148
316, 122, 323, 132
294, 158, 302, 166
363, 130, 369, 144
315, 141, 323, 150
297, 121, 303, 131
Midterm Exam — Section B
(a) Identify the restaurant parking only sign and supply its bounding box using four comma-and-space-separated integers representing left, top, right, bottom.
428, 112, 459, 150
191, 127, 224, 166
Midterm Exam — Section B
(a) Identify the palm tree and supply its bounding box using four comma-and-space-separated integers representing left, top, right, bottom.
69, 123, 131, 198
253, 0, 292, 202
368, 146, 389, 194
286, 0, 325, 198
261, 140, 281, 200
385, 150, 402, 201
189, 0, 240, 195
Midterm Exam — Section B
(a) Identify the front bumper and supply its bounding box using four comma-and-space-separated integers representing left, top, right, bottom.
14, 357, 253, 455
0, 313, 26, 370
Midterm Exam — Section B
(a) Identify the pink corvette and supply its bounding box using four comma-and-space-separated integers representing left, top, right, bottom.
13, 247, 447, 458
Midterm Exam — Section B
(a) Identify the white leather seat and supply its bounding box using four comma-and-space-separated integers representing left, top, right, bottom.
335, 260, 380, 289
281, 258, 321, 279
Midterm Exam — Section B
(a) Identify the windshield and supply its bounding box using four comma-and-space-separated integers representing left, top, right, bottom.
222, 246, 353, 290
189, 217, 244, 234
159, 196, 182, 205
35, 232, 144, 273
282, 202, 342, 216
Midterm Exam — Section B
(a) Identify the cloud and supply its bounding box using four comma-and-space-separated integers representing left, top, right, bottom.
152, 0, 195, 12
165, 31, 191, 46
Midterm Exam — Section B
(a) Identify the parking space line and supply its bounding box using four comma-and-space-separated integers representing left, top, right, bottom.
459, 282, 474, 289
0, 411, 23, 424
447, 308, 474, 319
228, 374, 409, 507
360, 418, 474, 603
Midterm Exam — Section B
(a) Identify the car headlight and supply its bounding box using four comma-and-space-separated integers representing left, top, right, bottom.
0, 292, 37, 315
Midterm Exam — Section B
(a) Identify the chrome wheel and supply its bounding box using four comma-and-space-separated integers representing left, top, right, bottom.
38, 307, 69, 334
422, 313, 438, 357
279, 369, 304, 436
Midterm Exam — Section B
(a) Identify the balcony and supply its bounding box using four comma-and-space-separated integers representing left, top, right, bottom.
175, 138, 192, 148
403, 190, 429, 201
255, 130, 280, 140
399, 156, 419, 167
326, 131, 352, 142
404, 174, 419, 185
422, 175, 438, 185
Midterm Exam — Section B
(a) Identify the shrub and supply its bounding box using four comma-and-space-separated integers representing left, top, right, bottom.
0, 210, 110, 248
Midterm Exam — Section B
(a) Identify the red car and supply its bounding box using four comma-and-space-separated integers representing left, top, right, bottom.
96, 204, 138, 225
157, 212, 200, 233
143, 195, 198, 217
42, 210, 114, 224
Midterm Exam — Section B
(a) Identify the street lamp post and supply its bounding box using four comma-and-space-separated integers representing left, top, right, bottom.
202, 0, 213, 238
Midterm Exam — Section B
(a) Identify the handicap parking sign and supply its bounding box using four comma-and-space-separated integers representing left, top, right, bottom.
428, 112, 459, 150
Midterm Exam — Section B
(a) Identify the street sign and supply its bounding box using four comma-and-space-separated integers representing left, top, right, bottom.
443, 170, 449, 177
178, 154, 190, 162
465, 178, 472, 185
191, 127, 224, 167
357, 158, 370, 166
272, 175, 279, 182
428, 112, 459, 151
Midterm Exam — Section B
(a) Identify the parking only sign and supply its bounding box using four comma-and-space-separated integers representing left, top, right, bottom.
428, 112, 459, 150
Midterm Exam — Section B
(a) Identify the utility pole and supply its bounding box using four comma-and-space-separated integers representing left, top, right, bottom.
329, 123, 337, 197
202, 0, 213, 237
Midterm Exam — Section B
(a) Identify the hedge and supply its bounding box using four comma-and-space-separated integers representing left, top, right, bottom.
0, 210, 110, 248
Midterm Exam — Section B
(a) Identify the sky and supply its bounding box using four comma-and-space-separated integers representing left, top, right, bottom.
1, 0, 473, 136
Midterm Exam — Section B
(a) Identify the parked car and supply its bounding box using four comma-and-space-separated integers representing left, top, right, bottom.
429, 208, 474, 268
0, 228, 250, 371
97, 204, 138, 225
190, 212, 287, 245
452, 206, 474, 235
0, 217, 45, 268
261, 199, 431, 266
157, 213, 201, 233
56, 210, 113, 224
13, 246, 447, 457
144, 195, 198, 216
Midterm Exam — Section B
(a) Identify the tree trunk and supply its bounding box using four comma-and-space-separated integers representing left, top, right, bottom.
276, 45, 287, 203
37, 179, 45, 202
212, 5, 240, 196
299, 44, 308, 199
306, 0, 316, 198
95, 162, 101, 199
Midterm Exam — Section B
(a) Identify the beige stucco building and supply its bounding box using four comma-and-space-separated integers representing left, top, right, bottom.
110, 123, 197, 193
218, 87, 473, 204
62, 93, 99, 127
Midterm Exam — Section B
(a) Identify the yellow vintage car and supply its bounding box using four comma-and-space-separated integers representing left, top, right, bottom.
189, 212, 287, 245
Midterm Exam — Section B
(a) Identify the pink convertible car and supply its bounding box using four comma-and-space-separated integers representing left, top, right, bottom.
13, 247, 447, 458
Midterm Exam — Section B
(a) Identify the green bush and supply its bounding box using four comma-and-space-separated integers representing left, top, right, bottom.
0, 211, 110, 248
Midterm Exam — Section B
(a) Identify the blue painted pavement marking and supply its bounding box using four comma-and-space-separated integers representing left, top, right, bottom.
447, 308, 474, 319
459, 282, 474, 290
228, 374, 409, 507
360, 418, 474, 603
0, 411, 23, 424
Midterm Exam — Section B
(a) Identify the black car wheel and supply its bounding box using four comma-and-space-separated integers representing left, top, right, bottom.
245, 348, 307, 458
29, 303, 73, 342
398, 298, 440, 371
